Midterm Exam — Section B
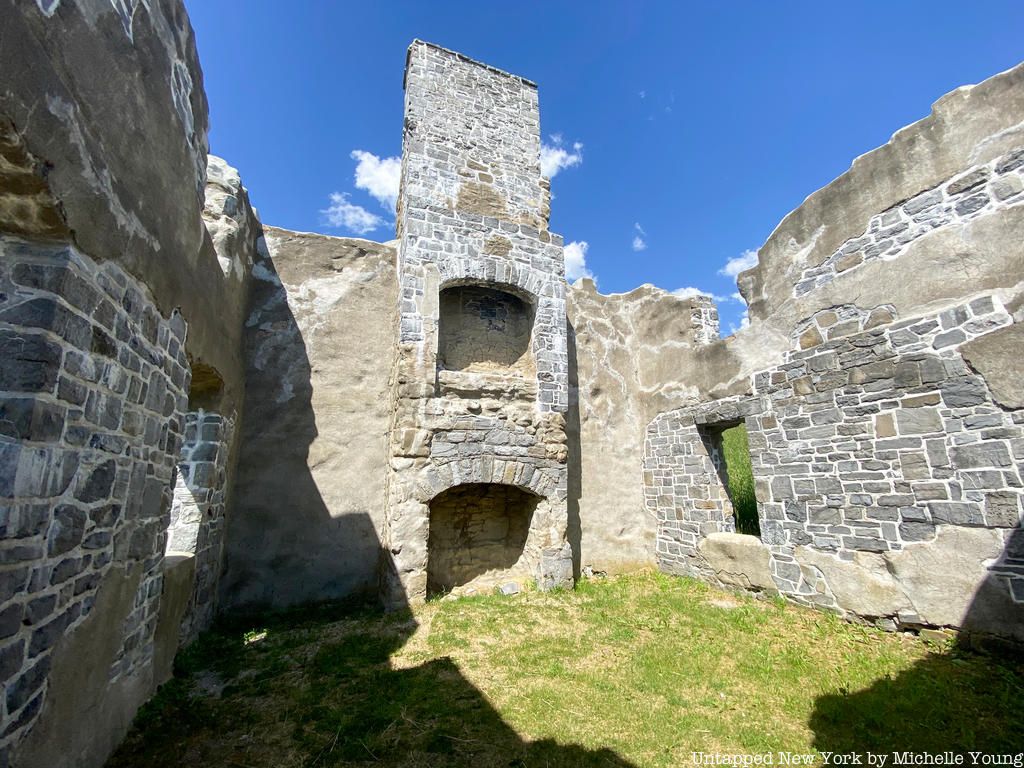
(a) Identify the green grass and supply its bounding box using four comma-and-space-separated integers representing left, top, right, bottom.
108, 573, 1023, 767
722, 423, 759, 536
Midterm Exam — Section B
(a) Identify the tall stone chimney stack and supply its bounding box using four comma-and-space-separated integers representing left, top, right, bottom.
381, 41, 573, 605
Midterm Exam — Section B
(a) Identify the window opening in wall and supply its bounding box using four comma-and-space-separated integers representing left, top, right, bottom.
720, 423, 759, 537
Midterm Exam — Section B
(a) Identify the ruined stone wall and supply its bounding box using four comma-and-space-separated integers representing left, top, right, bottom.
166, 410, 234, 643
0, 4, 262, 765
0, 238, 191, 765
644, 64, 1024, 643
647, 300, 1023, 641
220, 228, 397, 610
738, 63, 1024, 347
1, 1, 253, 408
564, 283, 736, 575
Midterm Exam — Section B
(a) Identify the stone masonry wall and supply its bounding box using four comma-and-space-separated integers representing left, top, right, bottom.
564, 282, 754, 578
166, 410, 234, 644
645, 297, 1023, 640
0, 236, 190, 761
438, 285, 535, 375
644, 64, 1024, 645
383, 41, 572, 604
739, 63, 1024, 341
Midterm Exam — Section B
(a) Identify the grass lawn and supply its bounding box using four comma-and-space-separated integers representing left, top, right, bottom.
108, 572, 1024, 767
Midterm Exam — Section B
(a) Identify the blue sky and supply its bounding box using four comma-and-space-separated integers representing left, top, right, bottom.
184, 1, 1024, 333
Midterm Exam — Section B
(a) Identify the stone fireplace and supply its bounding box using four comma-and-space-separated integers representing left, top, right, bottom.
427, 483, 541, 596
381, 41, 573, 605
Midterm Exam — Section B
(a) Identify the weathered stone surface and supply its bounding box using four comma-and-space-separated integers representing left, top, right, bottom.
796, 546, 910, 617
885, 526, 1005, 627
647, 292, 1022, 640
379, 42, 572, 605
0, 1, 253, 415
166, 410, 235, 642
566, 282, 744, 576
740, 61, 1024, 346
960, 322, 1024, 409
699, 534, 777, 593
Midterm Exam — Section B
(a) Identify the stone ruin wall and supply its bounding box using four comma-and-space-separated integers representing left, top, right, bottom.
644, 63, 1024, 645
0, 3, 263, 765
220, 228, 397, 610
0, 2, 1022, 766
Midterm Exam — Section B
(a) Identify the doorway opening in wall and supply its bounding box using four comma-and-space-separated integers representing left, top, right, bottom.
700, 421, 760, 537
427, 483, 539, 598
720, 423, 759, 536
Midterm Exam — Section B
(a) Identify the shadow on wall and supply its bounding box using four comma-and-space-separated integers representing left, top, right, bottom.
218, 245, 382, 609
112, 514, 636, 767
809, 526, 1024, 755
566, 318, 583, 580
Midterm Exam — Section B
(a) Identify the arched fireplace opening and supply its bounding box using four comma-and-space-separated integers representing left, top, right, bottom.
427, 483, 540, 597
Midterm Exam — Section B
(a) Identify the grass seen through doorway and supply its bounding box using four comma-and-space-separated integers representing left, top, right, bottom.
722, 422, 759, 536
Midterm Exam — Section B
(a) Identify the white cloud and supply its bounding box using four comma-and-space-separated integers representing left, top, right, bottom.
672, 286, 733, 302
564, 240, 594, 282
719, 248, 759, 279
632, 222, 647, 252
541, 135, 583, 178
727, 310, 751, 336
351, 150, 401, 211
321, 192, 385, 234
731, 291, 745, 303
671, 286, 713, 300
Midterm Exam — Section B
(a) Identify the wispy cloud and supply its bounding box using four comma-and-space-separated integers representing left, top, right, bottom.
564, 240, 594, 283
351, 150, 401, 211
638, 90, 647, 99
672, 286, 737, 303
321, 192, 384, 234
541, 134, 583, 178
719, 248, 759, 279
632, 222, 647, 252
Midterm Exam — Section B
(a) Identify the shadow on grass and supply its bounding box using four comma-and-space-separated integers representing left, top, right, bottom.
809, 649, 1023, 755
111, 573, 636, 767
810, 526, 1024, 756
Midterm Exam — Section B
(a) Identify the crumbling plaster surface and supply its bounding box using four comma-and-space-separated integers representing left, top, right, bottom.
740, 62, 1024, 344
220, 227, 398, 609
